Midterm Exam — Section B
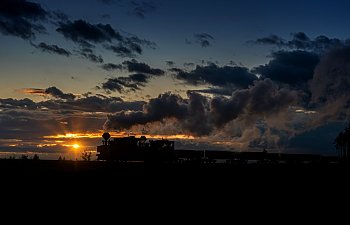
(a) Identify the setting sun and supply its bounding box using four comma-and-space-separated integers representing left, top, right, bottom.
72, 144, 80, 149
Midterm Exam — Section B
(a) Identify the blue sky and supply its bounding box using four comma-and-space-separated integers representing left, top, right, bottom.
1, 0, 350, 158
2, 0, 350, 99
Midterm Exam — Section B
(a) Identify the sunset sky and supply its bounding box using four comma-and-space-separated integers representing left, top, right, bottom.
1, 0, 350, 159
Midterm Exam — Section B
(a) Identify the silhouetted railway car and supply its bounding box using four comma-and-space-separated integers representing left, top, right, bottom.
97, 133, 340, 164
276, 153, 321, 164
174, 150, 203, 163
204, 150, 234, 160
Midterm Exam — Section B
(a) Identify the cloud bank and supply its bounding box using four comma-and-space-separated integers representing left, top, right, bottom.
0, 0, 48, 39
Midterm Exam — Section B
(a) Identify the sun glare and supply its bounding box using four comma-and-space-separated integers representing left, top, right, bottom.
72, 144, 80, 149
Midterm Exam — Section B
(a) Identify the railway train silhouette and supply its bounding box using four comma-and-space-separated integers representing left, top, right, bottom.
96, 133, 339, 164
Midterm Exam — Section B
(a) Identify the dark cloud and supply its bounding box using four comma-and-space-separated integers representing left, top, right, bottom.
0, 0, 46, 19
182, 91, 211, 135
104, 92, 188, 130
122, 59, 164, 75
200, 59, 220, 65
56, 19, 122, 46
0, 97, 37, 110
56, 19, 155, 59
49, 10, 69, 23
100, 0, 157, 19
165, 61, 175, 67
311, 35, 346, 51
106, 35, 156, 58
190, 88, 233, 97
101, 63, 122, 71
129, 73, 149, 82
0, 17, 46, 40
228, 60, 237, 66
104, 80, 297, 136
21, 87, 76, 100
210, 88, 250, 127
62, 96, 143, 113
78, 48, 104, 63
126, 35, 156, 49
0, 111, 68, 142
100, 60, 164, 87
239, 45, 350, 151
168, 68, 184, 73
309, 45, 350, 124
0, 3, 155, 62
45, 96, 142, 113
45, 87, 76, 100
120, 40, 142, 55
253, 32, 345, 52
311, 45, 350, 101
184, 62, 195, 67
193, 33, 214, 48
0, 0, 47, 39
0, 93, 143, 114
106, 44, 137, 58
32, 42, 71, 57
80, 52, 104, 63
288, 32, 311, 49
173, 63, 258, 88
215, 84, 296, 131
101, 73, 149, 93
0, 92, 145, 152
130, 1, 156, 19
252, 50, 319, 86
254, 34, 285, 46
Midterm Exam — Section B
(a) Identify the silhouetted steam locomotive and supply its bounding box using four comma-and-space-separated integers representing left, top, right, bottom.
97, 133, 175, 163
97, 133, 339, 164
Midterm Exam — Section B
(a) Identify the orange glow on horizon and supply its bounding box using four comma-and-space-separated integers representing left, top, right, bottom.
19, 88, 45, 95
37, 143, 57, 148
8, 144, 19, 147
63, 143, 81, 150
44, 131, 195, 140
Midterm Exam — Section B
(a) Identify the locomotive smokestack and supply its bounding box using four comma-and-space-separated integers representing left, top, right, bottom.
102, 132, 111, 145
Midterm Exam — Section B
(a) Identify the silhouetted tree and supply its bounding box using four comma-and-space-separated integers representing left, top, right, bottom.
334, 123, 350, 160
58, 156, 62, 161
32, 154, 39, 160
81, 151, 92, 161
21, 155, 28, 160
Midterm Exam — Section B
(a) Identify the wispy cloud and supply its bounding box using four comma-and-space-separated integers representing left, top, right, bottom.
192, 33, 215, 48
252, 32, 346, 52
31, 42, 71, 57
20, 87, 76, 100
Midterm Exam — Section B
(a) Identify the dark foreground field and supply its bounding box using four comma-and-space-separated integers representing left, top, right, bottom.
1, 159, 348, 184
1, 160, 349, 210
